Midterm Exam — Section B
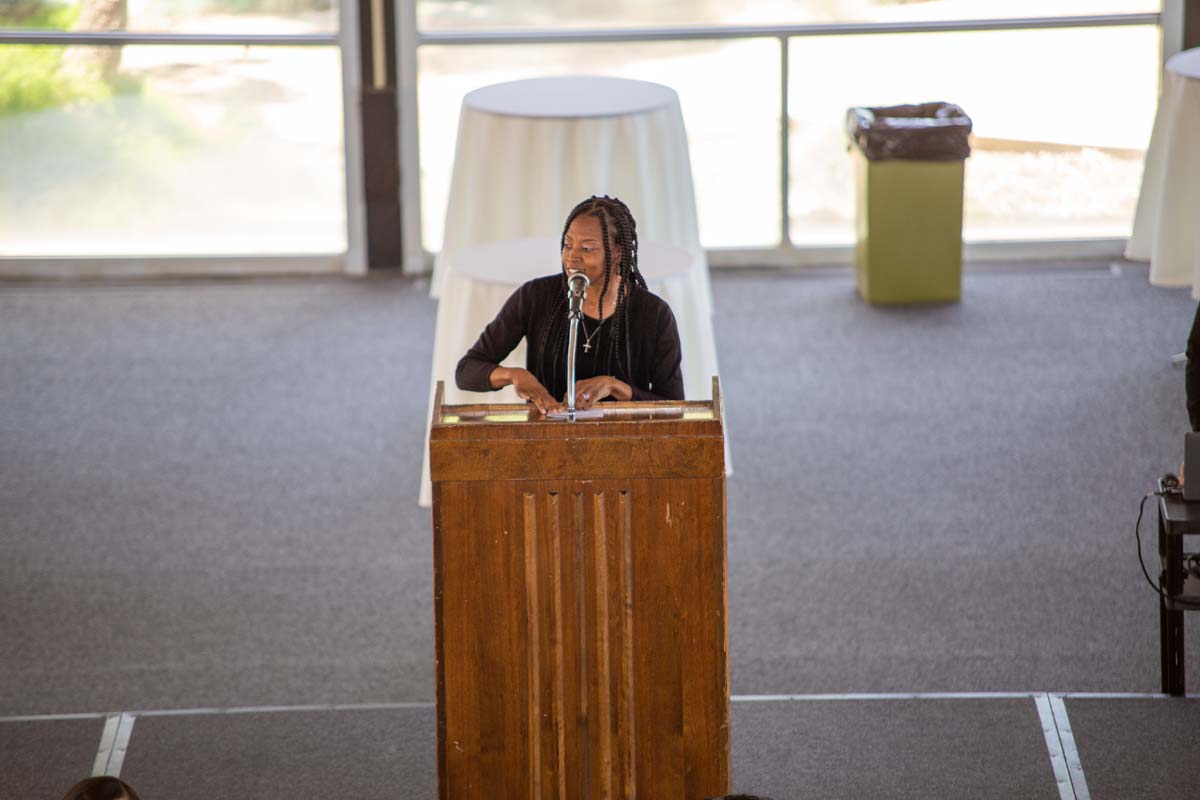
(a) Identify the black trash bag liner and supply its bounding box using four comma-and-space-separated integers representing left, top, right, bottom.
846, 101, 972, 161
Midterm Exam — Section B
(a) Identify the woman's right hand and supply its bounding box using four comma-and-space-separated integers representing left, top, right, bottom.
492, 367, 562, 415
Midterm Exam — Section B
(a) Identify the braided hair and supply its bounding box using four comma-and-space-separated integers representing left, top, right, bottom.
535, 195, 648, 399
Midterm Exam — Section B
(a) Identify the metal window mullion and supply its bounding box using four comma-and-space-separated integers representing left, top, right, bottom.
1162, 0, 1185, 60
779, 34, 790, 248
0, 30, 337, 46
339, 0, 366, 274
413, 14, 1162, 47
398, 0, 424, 274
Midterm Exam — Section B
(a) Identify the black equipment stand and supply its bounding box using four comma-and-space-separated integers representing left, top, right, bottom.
1156, 476, 1200, 695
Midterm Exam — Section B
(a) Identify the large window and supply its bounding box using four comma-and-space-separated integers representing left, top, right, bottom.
787, 24, 1160, 245
417, 39, 781, 251
0, 0, 346, 258
412, 0, 1163, 258
416, 0, 1159, 30
0, 1, 1169, 264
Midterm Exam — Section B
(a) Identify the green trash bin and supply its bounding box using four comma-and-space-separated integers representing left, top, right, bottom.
846, 102, 972, 305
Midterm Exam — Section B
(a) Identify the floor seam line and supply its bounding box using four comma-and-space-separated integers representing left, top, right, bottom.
91, 714, 120, 778
731, 692, 1037, 702
1036, 693, 1075, 800
106, 712, 136, 777
0, 692, 1183, 723
133, 701, 437, 717
1050, 694, 1091, 800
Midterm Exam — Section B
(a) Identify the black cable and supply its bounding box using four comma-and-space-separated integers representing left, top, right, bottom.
1135, 490, 1200, 610
1135, 492, 1163, 593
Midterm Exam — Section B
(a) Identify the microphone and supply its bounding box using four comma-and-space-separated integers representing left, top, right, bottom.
564, 271, 589, 420
567, 271, 589, 317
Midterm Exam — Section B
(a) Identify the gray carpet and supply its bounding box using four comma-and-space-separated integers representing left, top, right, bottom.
1065, 696, 1200, 800
719, 263, 1195, 694
121, 707, 438, 799
1, 278, 435, 714
0, 263, 1197, 717
730, 697, 1058, 799
0, 697, 1080, 799
0, 717, 105, 797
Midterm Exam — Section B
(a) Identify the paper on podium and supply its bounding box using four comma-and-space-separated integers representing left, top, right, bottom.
545, 408, 605, 420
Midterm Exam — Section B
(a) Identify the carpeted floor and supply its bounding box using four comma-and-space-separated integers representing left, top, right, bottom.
1, 261, 1197, 719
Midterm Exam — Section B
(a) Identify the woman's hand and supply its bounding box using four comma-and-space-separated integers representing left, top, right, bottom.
571, 376, 632, 410
492, 367, 561, 415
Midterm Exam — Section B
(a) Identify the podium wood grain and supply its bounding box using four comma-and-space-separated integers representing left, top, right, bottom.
430, 386, 730, 800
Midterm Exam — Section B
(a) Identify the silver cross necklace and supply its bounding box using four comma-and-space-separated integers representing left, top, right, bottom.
580, 315, 605, 353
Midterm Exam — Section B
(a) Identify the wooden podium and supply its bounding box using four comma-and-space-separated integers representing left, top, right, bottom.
429, 379, 730, 799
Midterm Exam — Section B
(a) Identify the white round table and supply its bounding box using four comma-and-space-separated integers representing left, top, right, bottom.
431, 75, 711, 315
418, 236, 724, 507
1127, 48, 1200, 296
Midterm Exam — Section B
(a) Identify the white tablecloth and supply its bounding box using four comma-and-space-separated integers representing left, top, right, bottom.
418, 237, 723, 507
431, 75, 711, 317
1127, 48, 1200, 296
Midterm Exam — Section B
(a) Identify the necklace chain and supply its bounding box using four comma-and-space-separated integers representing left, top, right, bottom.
577, 284, 619, 354
580, 315, 605, 353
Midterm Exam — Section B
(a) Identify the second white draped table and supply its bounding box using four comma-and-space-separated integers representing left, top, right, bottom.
419, 236, 725, 507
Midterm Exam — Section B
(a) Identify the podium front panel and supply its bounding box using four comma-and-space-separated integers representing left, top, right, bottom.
430, 401, 729, 799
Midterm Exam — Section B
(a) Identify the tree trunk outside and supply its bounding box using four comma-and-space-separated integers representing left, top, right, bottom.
61, 0, 128, 84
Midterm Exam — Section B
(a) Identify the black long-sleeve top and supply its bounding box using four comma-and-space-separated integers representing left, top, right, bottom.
456, 274, 684, 402
1188, 302, 1200, 430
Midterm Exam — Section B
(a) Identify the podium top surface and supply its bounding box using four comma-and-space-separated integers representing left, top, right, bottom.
430, 400, 724, 446
428, 384, 726, 482
429, 378, 724, 440
435, 401, 717, 427
429, 401, 725, 482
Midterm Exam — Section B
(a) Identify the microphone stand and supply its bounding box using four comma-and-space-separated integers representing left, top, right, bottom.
566, 307, 581, 422
565, 272, 588, 423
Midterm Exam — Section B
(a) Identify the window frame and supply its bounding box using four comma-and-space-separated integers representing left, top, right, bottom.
0, 12, 366, 277
0, 3, 1185, 275
398, 4, 1178, 274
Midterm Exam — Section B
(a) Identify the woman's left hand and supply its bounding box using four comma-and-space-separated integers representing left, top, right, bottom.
572, 376, 631, 410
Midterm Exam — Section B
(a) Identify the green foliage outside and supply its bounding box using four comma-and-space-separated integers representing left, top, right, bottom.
0, 45, 84, 114
0, 1, 137, 116
0, 0, 75, 26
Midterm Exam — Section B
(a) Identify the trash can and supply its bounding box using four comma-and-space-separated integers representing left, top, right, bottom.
846, 102, 972, 305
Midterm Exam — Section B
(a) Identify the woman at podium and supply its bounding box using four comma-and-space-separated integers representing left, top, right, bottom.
456, 195, 684, 414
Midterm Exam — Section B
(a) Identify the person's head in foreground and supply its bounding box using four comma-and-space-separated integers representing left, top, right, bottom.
61, 776, 142, 800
